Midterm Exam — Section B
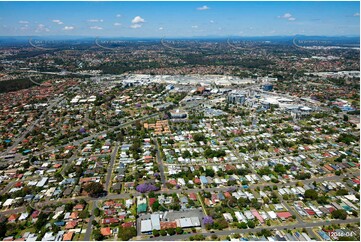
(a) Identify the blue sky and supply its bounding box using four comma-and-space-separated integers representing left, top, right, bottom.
0, 1, 359, 37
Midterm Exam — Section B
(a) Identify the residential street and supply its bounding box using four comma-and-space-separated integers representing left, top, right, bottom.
105, 142, 119, 191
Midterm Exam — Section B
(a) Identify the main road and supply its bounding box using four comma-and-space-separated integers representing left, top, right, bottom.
2, 171, 358, 216
142, 218, 360, 241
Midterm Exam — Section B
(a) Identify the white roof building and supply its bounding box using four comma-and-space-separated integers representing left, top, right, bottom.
151, 214, 161, 230
267, 211, 277, 219
3, 198, 14, 207
141, 220, 152, 233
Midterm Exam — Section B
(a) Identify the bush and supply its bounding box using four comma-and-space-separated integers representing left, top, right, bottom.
190, 234, 205, 241
211, 234, 218, 240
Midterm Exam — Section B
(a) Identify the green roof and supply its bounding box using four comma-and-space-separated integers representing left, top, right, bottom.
137, 203, 147, 213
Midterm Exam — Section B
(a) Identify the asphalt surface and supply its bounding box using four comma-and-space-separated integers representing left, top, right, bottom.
105, 142, 119, 191
141, 218, 360, 241
1, 170, 358, 217
84, 200, 98, 241
153, 138, 166, 187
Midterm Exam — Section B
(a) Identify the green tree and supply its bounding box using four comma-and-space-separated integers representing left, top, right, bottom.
205, 168, 215, 177
118, 227, 137, 241
304, 189, 318, 200
175, 227, 183, 234
331, 210, 347, 220
152, 201, 160, 211
317, 196, 329, 205
343, 115, 349, 122
193, 133, 206, 142
93, 229, 104, 241
247, 220, 255, 228
167, 228, 175, 236
0, 222, 6, 238
152, 229, 159, 237
336, 189, 348, 196
274, 164, 286, 174
94, 207, 100, 217
257, 229, 272, 237
34, 212, 49, 231
79, 210, 89, 219
182, 150, 191, 158
83, 182, 104, 197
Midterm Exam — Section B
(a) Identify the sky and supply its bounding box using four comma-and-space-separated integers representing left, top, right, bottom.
0, 1, 359, 37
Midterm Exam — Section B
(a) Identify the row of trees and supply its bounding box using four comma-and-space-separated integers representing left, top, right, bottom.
152, 227, 183, 236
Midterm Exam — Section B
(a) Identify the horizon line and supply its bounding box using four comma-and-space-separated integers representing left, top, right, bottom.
0, 34, 360, 39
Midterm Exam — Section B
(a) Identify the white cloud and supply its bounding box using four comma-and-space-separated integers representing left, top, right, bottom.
279, 13, 292, 18
90, 26, 103, 30
197, 5, 210, 11
35, 24, 50, 33
131, 16, 145, 24
278, 13, 296, 21
130, 24, 142, 29
191, 25, 198, 29
88, 19, 103, 23
159, 27, 163, 30
63, 26, 74, 31
354, 13, 360, 17
20, 25, 29, 30
210, 20, 215, 23
130, 16, 145, 29
19, 20, 29, 24
114, 22, 121, 26
116, 14, 122, 18
52, 20, 63, 25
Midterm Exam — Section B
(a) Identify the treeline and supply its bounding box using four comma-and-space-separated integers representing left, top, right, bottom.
0, 78, 34, 93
